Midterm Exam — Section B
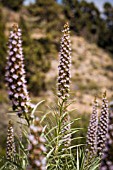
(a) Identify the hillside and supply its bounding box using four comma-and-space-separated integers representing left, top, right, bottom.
0, 5, 113, 154
40, 35, 113, 114
1, 6, 113, 114
1, 2, 113, 169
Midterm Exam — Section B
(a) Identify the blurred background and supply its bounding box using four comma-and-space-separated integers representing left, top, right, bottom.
0, 0, 113, 156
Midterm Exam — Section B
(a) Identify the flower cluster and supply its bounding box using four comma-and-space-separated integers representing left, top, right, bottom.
86, 98, 98, 159
27, 117, 46, 170
100, 101, 113, 170
57, 22, 71, 101
5, 24, 31, 116
97, 92, 109, 157
6, 120, 16, 161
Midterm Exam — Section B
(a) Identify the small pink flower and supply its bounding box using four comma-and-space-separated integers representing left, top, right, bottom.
11, 68, 15, 73
34, 160, 41, 167
29, 135, 35, 141
9, 45, 12, 49
9, 51, 14, 55
12, 40, 17, 45
16, 54, 21, 58
13, 48, 17, 52
11, 85, 16, 89
14, 64, 19, 69
12, 74, 18, 79
17, 82, 22, 86
14, 93, 18, 98
40, 144, 47, 152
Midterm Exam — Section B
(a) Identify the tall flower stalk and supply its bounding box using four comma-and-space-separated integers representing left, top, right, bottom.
5, 24, 32, 124
86, 98, 98, 159
57, 22, 71, 101
57, 22, 71, 146
6, 120, 16, 161
27, 117, 46, 170
97, 92, 109, 157
100, 101, 113, 170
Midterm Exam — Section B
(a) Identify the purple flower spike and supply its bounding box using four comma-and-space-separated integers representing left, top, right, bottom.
5, 24, 32, 116
27, 117, 46, 170
100, 102, 113, 170
97, 92, 109, 157
6, 120, 16, 161
57, 22, 71, 101
86, 98, 98, 159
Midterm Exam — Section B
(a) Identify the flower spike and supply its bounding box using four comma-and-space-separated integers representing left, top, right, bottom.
86, 97, 98, 159
6, 120, 16, 161
97, 92, 109, 157
100, 101, 113, 169
5, 24, 32, 117
57, 22, 71, 101
27, 117, 46, 170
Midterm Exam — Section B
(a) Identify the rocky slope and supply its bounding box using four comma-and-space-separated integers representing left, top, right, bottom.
1, 7, 113, 114
0, 7, 113, 153
44, 35, 113, 114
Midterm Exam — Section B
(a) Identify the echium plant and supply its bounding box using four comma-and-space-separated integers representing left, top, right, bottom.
6, 120, 16, 162
97, 92, 109, 157
5, 24, 32, 124
57, 22, 71, 146
86, 98, 98, 160
100, 101, 113, 170
27, 117, 46, 170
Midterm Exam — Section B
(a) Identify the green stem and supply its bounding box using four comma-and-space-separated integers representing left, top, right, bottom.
24, 112, 30, 127
55, 99, 65, 154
